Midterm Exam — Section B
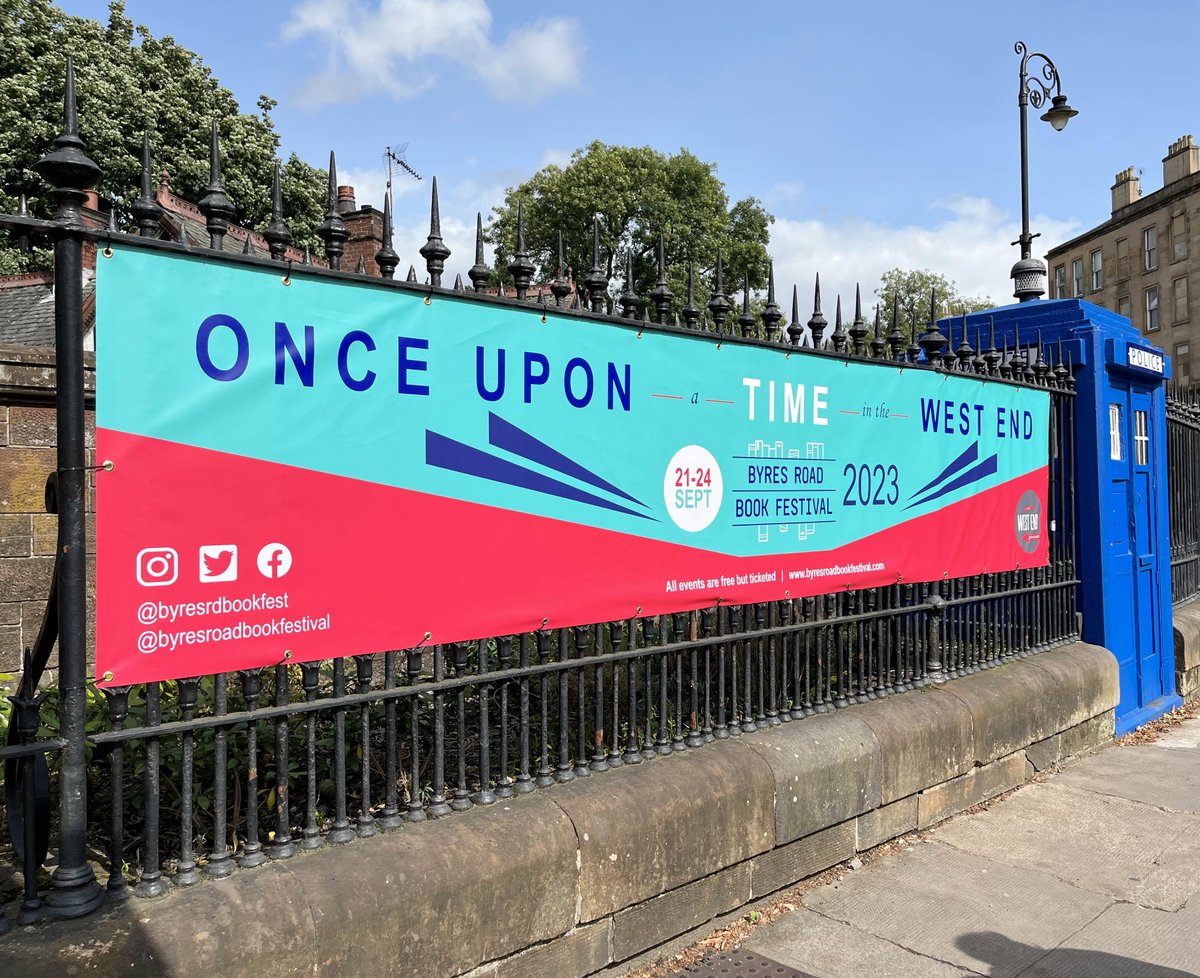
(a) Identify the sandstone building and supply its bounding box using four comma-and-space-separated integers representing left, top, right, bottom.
1046, 135, 1200, 383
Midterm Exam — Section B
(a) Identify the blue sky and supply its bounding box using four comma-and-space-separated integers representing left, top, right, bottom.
60, 0, 1200, 310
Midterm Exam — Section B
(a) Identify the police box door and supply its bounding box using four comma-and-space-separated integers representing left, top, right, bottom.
1107, 380, 1164, 710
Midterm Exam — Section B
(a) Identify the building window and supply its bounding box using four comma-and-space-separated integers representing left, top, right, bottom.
1174, 276, 1189, 324
1118, 295, 1131, 318
1173, 212, 1188, 261
1054, 265, 1066, 299
1145, 226, 1158, 270
1109, 404, 1123, 460
1134, 410, 1148, 466
1146, 286, 1159, 330
1073, 258, 1084, 297
1117, 237, 1129, 280
1091, 249, 1103, 291
1176, 343, 1191, 385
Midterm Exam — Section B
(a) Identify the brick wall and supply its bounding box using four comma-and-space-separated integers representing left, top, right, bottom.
343, 207, 385, 278
0, 345, 95, 681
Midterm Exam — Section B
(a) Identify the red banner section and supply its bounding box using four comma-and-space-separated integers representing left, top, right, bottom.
97, 429, 1048, 686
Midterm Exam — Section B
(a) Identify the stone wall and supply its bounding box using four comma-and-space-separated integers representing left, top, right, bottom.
1173, 600, 1200, 701
0, 343, 95, 680
3, 641, 1119, 978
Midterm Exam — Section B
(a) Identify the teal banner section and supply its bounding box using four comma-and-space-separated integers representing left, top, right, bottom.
98, 247, 1048, 560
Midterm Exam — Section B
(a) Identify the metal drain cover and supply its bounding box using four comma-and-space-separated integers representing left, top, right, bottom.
684, 948, 818, 977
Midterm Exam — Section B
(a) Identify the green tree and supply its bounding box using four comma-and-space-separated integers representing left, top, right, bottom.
876, 268, 995, 332
0, 0, 328, 272
486, 141, 774, 320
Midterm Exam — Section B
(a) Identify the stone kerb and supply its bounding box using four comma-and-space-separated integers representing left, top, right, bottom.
2, 641, 1120, 978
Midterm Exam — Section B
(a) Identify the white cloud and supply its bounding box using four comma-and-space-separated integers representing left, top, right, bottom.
539, 147, 574, 169
283, 0, 583, 107
767, 195, 1082, 324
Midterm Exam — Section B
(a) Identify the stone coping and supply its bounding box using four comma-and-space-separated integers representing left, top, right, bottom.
1, 641, 1119, 978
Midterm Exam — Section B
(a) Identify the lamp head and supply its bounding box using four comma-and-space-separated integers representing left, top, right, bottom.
1040, 94, 1078, 132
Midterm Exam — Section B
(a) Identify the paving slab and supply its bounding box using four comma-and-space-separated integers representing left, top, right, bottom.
1053, 743, 1200, 813
1147, 722, 1200, 751
746, 906, 983, 978
1005, 898, 1200, 977
933, 780, 1200, 911
799, 842, 1111, 978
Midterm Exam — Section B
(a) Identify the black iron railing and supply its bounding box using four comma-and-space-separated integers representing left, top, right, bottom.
0, 59, 1080, 929
1167, 385, 1200, 605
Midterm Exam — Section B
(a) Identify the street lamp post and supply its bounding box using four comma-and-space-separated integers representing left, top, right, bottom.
1012, 40, 1078, 302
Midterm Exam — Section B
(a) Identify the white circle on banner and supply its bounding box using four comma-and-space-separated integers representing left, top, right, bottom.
663, 446, 723, 532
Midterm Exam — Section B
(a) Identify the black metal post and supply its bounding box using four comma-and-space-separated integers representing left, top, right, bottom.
35, 57, 104, 919
1011, 41, 1076, 302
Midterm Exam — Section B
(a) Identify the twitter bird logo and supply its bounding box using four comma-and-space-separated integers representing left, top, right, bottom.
199, 545, 238, 583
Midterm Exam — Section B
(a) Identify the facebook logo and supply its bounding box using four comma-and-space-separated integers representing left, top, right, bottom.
256, 543, 293, 579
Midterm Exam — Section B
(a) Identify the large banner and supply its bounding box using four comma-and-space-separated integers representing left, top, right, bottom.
95, 247, 1049, 685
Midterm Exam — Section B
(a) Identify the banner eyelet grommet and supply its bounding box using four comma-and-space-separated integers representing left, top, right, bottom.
281, 261, 293, 287
424, 294, 433, 306
102, 243, 114, 259
102, 670, 114, 682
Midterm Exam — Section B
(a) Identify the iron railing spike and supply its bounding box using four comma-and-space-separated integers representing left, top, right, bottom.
787, 284, 802, 346
507, 199, 534, 300
761, 261, 782, 341
315, 150, 349, 269
468, 212, 490, 293
651, 234, 673, 325
419, 176, 450, 288
263, 159, 293, 261
737, 272, 755, 338
707, 247, 730, 334
682, 261, 700, 330
807, 272, 827, 349
197, 120, 235, 251
375, 190, 399, 279
131, 132, 163, 237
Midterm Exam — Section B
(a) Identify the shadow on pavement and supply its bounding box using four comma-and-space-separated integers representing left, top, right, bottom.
956, 931, 1199, 978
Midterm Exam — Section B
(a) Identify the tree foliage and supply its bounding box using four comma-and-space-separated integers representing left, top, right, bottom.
0, 0, 328, 271
487, 141, 774, 320
876, 268, 995, 334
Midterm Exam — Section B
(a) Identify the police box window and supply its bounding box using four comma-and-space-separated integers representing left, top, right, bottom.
1109, 404, 1123, 461
1135, 410, 1148, 466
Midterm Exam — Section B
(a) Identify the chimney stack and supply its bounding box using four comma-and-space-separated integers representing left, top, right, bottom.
1163, 135, 1199, 187
1111, 167, 1141, 214
336, 185, 357, 214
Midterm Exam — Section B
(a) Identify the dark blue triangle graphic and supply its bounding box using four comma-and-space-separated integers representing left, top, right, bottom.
426, 430, 656, 521
488, 413, 646, 508
909, 441, 979, 500
905, 454, 999, 511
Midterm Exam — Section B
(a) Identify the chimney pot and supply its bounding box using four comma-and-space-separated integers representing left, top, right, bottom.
337, 185, 357, 214
1112, 166, 1141, 214
1163, 134, 1199, 187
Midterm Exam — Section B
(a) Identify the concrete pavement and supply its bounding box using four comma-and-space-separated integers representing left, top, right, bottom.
700, 717, 1200, 977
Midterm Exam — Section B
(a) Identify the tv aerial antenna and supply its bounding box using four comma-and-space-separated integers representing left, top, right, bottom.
384, 144, 422, 197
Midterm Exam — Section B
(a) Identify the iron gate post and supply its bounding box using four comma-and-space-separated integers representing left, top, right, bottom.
36, 57, 105, 919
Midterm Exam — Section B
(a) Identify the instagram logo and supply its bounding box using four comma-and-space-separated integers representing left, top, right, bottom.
137, 547, 178, 587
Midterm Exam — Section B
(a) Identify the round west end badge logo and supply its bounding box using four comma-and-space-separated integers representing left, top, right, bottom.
1015, 490, 1043, 554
